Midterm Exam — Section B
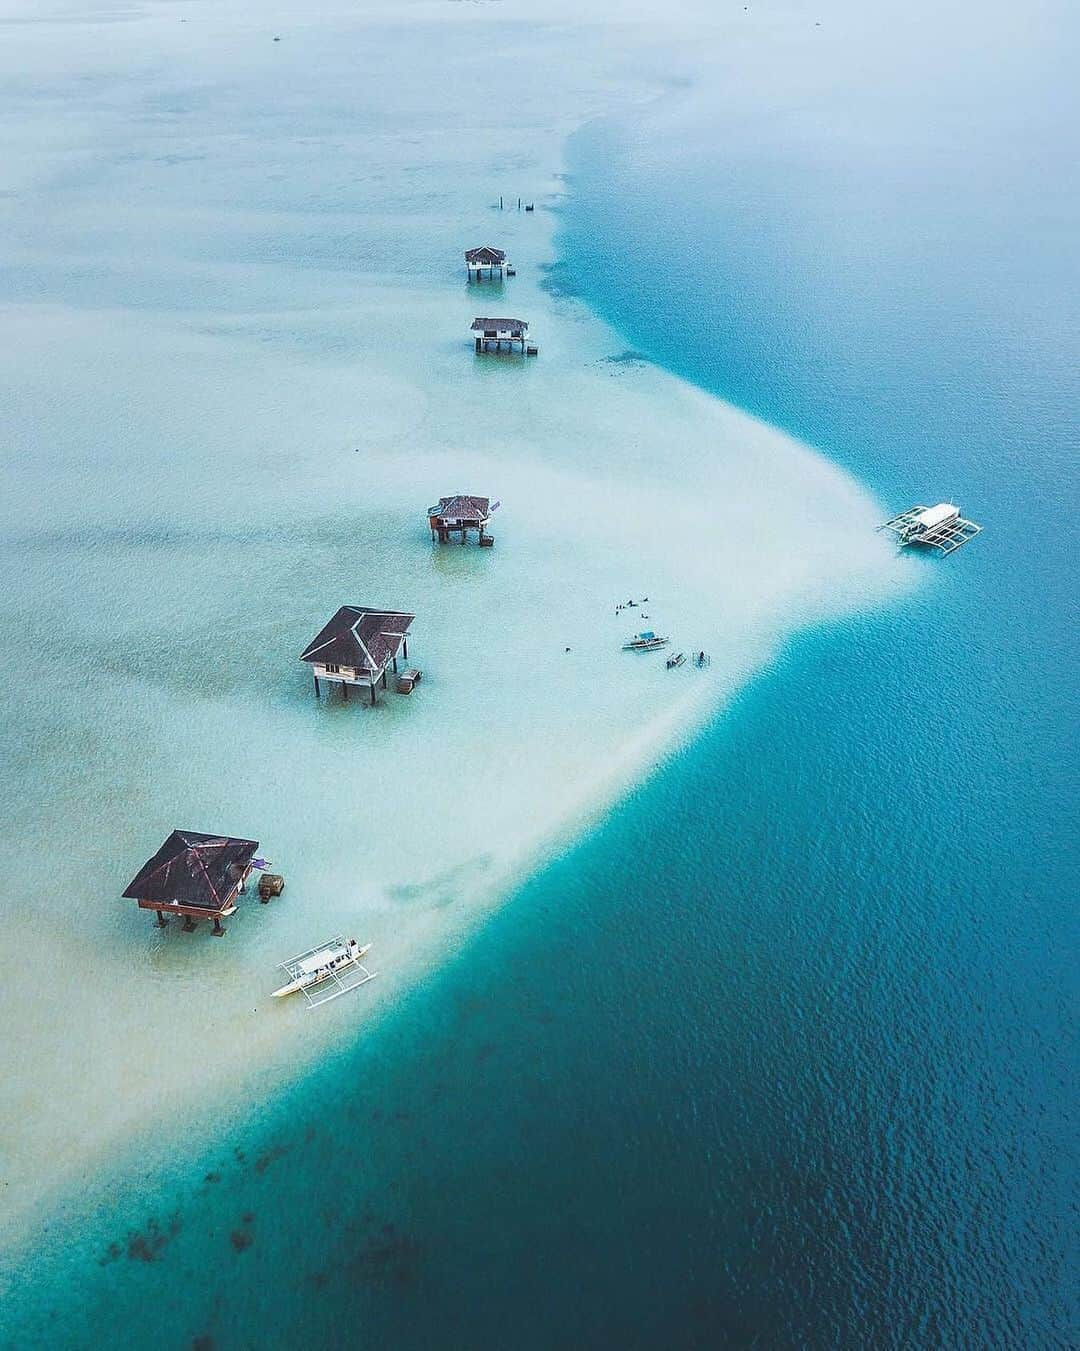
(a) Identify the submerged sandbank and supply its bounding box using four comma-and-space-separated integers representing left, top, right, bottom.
0, 0, 909, 1268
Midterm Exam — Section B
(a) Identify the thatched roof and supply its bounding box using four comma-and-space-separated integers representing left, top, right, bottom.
471, 317, 528, 332
299, 605, 414, 675
465, 246, 506, 263
122, 831, 258, 910
428, 495, 491, 523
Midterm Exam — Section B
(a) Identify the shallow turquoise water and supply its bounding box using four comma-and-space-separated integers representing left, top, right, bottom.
6, 2, 1078, 1347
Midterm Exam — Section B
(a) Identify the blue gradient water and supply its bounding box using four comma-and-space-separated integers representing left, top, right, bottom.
7, 4, 1078, 1348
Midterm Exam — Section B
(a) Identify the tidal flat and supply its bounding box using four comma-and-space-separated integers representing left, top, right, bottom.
0, 0, 905, 1278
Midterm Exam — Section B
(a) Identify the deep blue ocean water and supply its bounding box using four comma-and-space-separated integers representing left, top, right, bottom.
7, 5, 1077, 1348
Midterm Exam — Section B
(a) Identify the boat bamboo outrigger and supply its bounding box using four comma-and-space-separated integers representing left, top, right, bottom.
878, 502, 981, 555
272, 936, 377, 1008
623, 630, 669, 651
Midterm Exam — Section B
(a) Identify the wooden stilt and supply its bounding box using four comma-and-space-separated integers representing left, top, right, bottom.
369, 680, 376, 706
212, 916, 225, 937
393, 655, 398, 672
314, 675, 320, 698
156, 911, 169, 927
403, 637, 408, 660
342, 681, 349, 702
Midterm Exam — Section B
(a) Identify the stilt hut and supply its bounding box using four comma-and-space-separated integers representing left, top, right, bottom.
122, 830, 259, 936
465, 246, 510, 280
471, 317, 528, 354
300, 605, 415, 706
428, 495, 499, 544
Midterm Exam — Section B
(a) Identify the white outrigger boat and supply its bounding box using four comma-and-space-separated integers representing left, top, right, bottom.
877, 502, 982, 555
272, 936, 377, 1008
623, 630, 669, 651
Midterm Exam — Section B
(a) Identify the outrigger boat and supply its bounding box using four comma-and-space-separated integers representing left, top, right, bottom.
666, 651, 686, 669
272, 936, 377, 1008
623, 630, 669, 651
877, 502, 982, 555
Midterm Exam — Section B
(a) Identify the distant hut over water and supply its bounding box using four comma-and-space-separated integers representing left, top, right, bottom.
471, 317, 529, 354
428, 494, 498, 545
465, 246, 511, 280
122, 830, 259, 935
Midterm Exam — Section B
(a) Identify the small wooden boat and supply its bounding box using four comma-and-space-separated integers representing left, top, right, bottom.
623, 630, 669, 651
272, 936, 376, 1007
666, 651, 686, 669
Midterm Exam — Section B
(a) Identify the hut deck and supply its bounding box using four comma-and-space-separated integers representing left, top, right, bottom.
258, 873, 285, 902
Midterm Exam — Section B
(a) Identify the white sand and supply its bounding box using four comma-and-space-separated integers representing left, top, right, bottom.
0, 0, 909, 1260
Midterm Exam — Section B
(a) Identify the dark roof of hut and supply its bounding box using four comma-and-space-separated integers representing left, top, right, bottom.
428, 495, 491, 522
465, 246, 506, 263
122, 830, 258, 910
471, 317, 528, 331
299, 605, 414, 674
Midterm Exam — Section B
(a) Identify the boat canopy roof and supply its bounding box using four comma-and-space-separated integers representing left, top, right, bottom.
914, 503, 960, 529
298, 945, 345, 974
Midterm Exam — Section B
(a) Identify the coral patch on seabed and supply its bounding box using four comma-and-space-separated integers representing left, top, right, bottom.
98, 1213, 183, 1266
253, 1142, 291, 1176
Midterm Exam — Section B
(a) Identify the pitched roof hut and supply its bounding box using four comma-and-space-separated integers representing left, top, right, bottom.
428, 494, 499, 545
300, 604, 415, 705
122, 829, 259, 935
471, 317, 529, 353
465, 246, 510, 279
